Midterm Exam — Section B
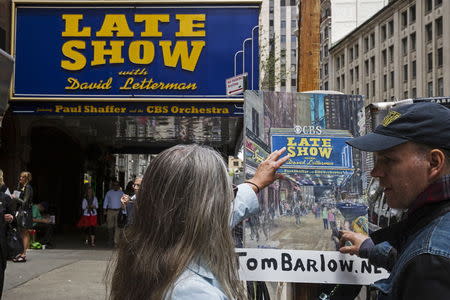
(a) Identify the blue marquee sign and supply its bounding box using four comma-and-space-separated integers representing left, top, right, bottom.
13, 4, 259, 101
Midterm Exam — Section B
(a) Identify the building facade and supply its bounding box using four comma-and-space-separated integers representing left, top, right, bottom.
260, 0, 298, 92
320, 0, 389, 91
326, 0, 449, 103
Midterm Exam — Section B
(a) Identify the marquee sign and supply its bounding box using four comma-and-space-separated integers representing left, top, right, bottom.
12, 2, 259, 101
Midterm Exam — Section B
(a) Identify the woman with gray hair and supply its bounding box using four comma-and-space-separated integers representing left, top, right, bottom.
109, 144, 288, 299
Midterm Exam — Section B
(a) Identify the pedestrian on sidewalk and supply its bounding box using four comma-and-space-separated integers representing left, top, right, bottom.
11, 171, 33, 263
0, 190, 14, 297
77, 186, 98, 247
109, 144, 289, 300
103, 181, 123, 247
322, 205, 329, 230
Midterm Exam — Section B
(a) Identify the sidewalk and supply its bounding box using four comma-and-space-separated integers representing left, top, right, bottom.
4, 248, 113, 299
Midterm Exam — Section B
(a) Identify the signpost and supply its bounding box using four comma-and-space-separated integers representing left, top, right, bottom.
226, 73, 247, 96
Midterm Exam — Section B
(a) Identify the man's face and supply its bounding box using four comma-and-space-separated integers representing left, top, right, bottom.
371, 142, 431, 209
133, 178, 142, 194
112, 182, 120, 191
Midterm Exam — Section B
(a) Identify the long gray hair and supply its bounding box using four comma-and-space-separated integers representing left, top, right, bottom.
109, 144, 245, 299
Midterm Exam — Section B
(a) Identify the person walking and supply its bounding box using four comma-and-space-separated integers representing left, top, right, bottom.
103, 181, 124, 247
0, 190, 14, 297
339, 102, 450, 299
109, 145, 288, 300
77, 186, 98, 247
11, 171, 33, 263
322, 206, 329, 230
120, 176, 142, 226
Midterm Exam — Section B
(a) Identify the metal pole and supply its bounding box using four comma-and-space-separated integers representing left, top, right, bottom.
234, 50, 244, 76
242, 38, 252, 74
251, 25, 259, 90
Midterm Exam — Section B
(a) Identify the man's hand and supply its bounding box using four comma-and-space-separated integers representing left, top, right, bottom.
4, 214, 13, 223
339, 230, 369, 256
247, 147, 290, 191
121, 195, 130, 207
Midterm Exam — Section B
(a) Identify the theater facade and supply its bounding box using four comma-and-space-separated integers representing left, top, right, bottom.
0, 0, 260, 231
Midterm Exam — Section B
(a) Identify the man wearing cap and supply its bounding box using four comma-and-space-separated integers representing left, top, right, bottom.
339, 102, 450, 299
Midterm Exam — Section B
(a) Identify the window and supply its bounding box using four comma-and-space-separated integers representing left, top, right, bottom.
403, 91, 408, 98
403, 64, 408, 82
425, 0, 432, 13
370, 33, 375, 49
427, 82, 433, 97
412, 88, 417, 98
355, 66, 359, 80
355, 44, 359, 58
335, 57, 340, 70
370, 57, 375, 74
290, 0, 296, 6
324, 63, 328, 76
324, 81, 329, 90
390, 71, 394, 89
341, 74, 345, 89
269, 20, 274, 27
435, 0, 442, 7
281, 21, 286, 28
410, 32, 416, 51
291, 49, 296, 60
350, 69, 354, 84
372, 80, 376, 98
409, 5, 416, 24
365, 60, 369, 76
251, 108, 260, 136
437, 48, 443, 67
349, 48, 353, 61
281, 35, 286, 43
382, 49, 387, 66
427, 52, 433, 72
324, 45, 328, 57
364, 36, 369, 52
381, 25, 387, 41
401, 11, 408, 28
389, 46, 394, 63
292, 20, 297, 29
383, 74, 387, 91
366, 83, 370, 97
412, 61, 417, 79
291, 35, 297, 43
388, 20, 394, 37
291, 78, 296, 86
436, 17, 443, 37
341, 54, 345, 66
426, 23, 433, 42
437, 78, 443, 96
281, 0, 286, 6
402, 38, 408, 56
336, 77, 340, 90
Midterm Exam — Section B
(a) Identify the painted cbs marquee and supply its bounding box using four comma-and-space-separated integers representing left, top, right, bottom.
11, 0, 260, 113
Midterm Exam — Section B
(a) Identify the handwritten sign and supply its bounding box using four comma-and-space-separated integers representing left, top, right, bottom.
237, 248, 388, 285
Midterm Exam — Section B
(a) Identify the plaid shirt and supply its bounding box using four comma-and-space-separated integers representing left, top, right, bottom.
408, 174, 450, 214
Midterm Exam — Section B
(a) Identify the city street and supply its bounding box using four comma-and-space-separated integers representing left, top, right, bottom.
245, 213, 337, 251
4, 248, 112, 299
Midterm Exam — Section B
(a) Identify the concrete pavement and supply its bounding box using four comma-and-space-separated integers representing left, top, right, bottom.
3, 248, 113, 299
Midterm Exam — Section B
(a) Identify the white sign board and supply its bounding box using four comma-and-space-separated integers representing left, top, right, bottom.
236, 248, 389, 285
226, 73, 247, 95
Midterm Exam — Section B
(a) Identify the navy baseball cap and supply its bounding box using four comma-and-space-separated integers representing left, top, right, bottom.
347, 102, 450, 152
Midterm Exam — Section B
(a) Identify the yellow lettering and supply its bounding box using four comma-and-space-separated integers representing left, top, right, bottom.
129, 41, 155, 64
91, 41, 124, 66
298, 138, 311, 147
175, 14, 206, 37
55, 105, 64, 112
297, 147, 309, 156
159, 41, 205, 71
61, 41, 86, 71
309, 138, 321, 146
287, 137, 297, 146
287, 146, 296, 157
96, 14, 134, 37
309, 147, 318, 156
322, 139, 332, 147
62, 14, 91, 37
135, 14, 170, 37
319, 147, 332, 159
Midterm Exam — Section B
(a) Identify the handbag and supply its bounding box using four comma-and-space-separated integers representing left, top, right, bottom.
16, 208, 33, 228
117, 209, 127, 228
6, 225, 24, 259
